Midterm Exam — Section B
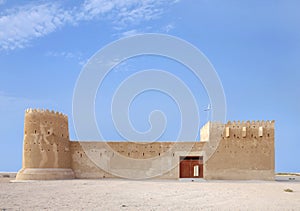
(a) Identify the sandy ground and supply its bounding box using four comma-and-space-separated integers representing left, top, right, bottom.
0, 178, 300, 210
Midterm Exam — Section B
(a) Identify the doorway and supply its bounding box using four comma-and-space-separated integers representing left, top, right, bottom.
179, 156, 203, 178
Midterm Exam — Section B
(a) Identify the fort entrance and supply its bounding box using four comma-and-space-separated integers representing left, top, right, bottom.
179, 156, 203, 178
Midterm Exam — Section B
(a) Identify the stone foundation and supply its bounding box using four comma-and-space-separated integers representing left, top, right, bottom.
16, 168, 75, 180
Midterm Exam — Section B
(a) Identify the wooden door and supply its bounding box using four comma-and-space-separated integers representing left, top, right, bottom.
179, 157, 203, 178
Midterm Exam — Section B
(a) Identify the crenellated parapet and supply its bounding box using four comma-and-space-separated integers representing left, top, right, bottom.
224, 120, 275, 139
226, 120, 275, 127
25, 108, 68, 120
24, 108, 69, 138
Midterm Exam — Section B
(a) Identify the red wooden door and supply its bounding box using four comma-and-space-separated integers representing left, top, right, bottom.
180, 160, 192, 178
179, 157, 203, 178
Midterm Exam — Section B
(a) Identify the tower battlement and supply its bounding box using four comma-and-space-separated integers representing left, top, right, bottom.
226, 120, 275, 127
25, 108, 68, 120
16, 108, 74, 180
224, 120, 275, 139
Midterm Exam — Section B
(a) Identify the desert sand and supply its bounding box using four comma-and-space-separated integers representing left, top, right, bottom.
0, 177, 300, 210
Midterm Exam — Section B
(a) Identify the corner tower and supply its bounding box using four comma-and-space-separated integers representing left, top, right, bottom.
16, 109, 74, 180
205, 120, 275, 180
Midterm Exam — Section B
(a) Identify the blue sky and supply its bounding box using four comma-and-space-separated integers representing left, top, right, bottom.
0, 0, 299, 172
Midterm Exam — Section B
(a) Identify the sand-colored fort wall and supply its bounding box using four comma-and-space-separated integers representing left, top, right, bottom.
205, 121, 275, 180
16, 109, 74, 180
70, 142, 205, 179
16, 109, 275, 180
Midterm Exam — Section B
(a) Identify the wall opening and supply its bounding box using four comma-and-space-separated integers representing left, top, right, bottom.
179, 156, 203, 178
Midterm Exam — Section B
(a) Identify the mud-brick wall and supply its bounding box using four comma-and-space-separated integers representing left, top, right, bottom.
22, 109, 72, 169
205, 121, 275, 180
70, 141, 205, 179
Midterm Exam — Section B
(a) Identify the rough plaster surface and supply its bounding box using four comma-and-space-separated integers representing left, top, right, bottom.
16, 109, 275, 180
16, 109, 74, 180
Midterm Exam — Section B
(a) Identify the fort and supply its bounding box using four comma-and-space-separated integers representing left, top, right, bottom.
16, 109, 275, 180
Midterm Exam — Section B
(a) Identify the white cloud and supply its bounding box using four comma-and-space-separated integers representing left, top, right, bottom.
78, 59, 89, 67
121, 29, 140, 37
163, 23, 175, 32
80, 0, 115, 19
46, 51, 81, 59
0, 3, 73, 50
110, 60, 134, 72
78, 0, 175, 29
0, 0, 179, 51
45, 51, 86, 66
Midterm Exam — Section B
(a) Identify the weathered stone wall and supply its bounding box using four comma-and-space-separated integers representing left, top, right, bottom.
16, 109, 74, 180
70, 141, 205, 179
205, 121, 275, 180
16, 108, 275, 180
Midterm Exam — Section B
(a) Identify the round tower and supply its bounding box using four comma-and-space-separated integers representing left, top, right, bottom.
16, 109, 74, 180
